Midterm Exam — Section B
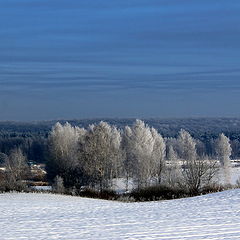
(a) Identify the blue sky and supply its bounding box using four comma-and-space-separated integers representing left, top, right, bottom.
0, 0, 240, 120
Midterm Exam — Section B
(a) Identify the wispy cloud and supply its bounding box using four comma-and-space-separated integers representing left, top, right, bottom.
0, 0, 240, 119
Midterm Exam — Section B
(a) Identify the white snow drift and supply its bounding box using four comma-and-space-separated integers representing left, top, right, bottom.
1, 190, 240, 239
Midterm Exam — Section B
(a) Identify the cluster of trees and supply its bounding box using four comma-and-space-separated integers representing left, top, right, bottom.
0, 119, 234, 195
47, 120, 232, 194
1, 118, 240, 162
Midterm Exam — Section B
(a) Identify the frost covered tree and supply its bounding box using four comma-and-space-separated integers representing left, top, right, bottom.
151, 127, 166, 184
47, 122, 86, 187
177, 129, 217, 194
123, 120, 155, 188
216, 133, 232, 184
49, 122, 78, 168
178, 129, 197, 161
166, 145, 181, 187
178, 129, 198, 192
122, 120, 167, 188
122, 125, 133, 191
81, 121, 122, 190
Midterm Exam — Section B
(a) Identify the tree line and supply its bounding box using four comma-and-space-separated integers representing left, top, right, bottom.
47, 120, 232, 194
0, 119, 234, 195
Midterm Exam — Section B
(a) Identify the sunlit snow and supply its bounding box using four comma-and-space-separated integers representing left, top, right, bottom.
1, 190, 240, 239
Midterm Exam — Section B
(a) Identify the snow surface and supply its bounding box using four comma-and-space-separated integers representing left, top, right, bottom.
1, 190, 240, 240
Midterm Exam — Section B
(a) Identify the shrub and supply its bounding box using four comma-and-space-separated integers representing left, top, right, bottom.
52, 175, 65, 194
77, 188, 118, 200
200, 183, 225, 195
130, 185, 189, 201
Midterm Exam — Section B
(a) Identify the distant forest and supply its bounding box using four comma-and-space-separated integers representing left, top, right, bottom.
1, 118, 240, 164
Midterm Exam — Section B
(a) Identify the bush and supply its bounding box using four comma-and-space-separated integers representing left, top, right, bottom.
236, 177, 240, 188
130, 185, 189, 201
200, 183, 225, 195
0, 179, 28, 192
52, 175, 65, 194
76, 188, 118, 200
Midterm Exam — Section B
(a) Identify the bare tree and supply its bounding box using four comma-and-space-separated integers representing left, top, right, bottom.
4, 148, 29, 190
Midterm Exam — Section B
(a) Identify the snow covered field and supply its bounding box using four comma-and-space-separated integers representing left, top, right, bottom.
1, 190, 240, 240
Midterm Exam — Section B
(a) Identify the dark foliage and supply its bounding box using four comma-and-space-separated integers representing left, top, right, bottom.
129, 185, 189, 201
74, 188, 118, 200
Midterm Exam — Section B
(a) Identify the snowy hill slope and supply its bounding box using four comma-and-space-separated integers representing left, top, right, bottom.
1, 190, 240, 240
